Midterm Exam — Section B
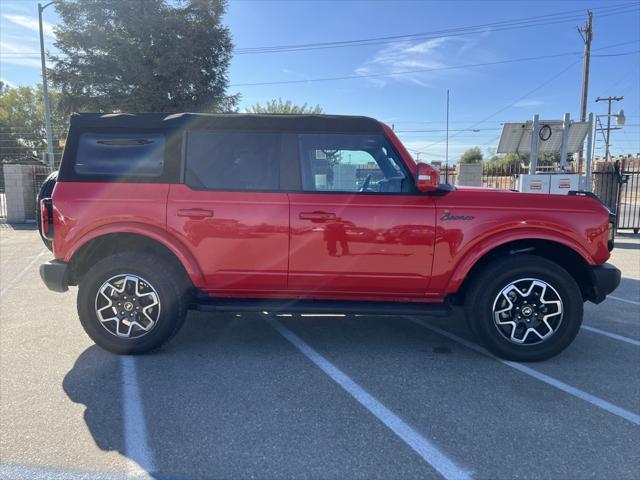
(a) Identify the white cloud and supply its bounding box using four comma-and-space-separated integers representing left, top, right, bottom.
3, 14, 55, 37
355, 36, 485, 88
0, 78, 16, 88
513, 99, 544, 108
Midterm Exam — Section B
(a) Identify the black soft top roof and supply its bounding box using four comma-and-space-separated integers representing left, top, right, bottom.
69, 112, 384, 133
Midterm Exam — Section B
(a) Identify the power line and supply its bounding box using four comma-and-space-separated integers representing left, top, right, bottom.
592, 50, 640, 57
229, 40, 637, 87
395, 127, 501, 133
234, 2, 638, 55
412, 58, 583, 154
7, 3, 636, 58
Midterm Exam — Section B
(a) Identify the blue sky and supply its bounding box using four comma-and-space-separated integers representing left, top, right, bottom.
1, 0, 638, 160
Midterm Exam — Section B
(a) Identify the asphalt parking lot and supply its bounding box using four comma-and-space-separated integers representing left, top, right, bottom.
1, 224, 639, 480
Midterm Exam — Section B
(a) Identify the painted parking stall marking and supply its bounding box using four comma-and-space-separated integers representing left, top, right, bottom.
0, 249, 47, 298
266, 315, 473, 480
409, 317, 640, 426
607, 295, 640, 306
121, 356, 156, 476
581, 325, 640, 346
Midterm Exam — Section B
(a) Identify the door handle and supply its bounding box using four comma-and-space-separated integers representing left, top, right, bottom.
299, 211, 336, 221
177, 208, 214, 218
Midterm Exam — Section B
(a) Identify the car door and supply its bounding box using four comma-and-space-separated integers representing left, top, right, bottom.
288, 132, 436, 297
167, 130, 290, 293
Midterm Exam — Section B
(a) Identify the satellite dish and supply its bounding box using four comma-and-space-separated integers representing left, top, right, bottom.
617, 109, 626, 126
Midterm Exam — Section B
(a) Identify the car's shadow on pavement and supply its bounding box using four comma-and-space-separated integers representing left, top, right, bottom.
62, 346, 124, 455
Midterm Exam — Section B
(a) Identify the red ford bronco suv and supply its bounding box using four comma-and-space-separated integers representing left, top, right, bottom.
39, 113, 620, 361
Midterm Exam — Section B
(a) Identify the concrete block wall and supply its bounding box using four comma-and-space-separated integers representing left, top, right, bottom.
457, 163, 483, 187
3, 165, 36, 223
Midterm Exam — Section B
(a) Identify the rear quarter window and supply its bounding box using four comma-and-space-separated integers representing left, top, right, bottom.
185, 131, 280, 191
75, 132, 165, 177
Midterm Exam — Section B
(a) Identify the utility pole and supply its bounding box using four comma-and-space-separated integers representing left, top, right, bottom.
38, 2, 56, 171
595, 96, 623, 160
577, 10, 592, 172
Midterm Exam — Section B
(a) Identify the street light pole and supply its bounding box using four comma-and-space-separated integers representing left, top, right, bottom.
38, 2, 55, 171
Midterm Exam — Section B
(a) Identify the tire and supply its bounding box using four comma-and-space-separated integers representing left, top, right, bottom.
464, 254, 583, 362
77, 252, 189, 355
36, 170, 57, 252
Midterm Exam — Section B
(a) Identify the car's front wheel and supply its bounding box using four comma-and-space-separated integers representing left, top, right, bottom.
77, 252, 188, 354
465, 254, 583, 361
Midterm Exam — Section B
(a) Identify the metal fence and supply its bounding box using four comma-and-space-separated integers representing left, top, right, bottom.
481, 164, 528, 190
594, 158, 640, 232
33, 165, 52, 199
618, 160, 640, 231
0, 163, 5, 218
31, 165, 53, 221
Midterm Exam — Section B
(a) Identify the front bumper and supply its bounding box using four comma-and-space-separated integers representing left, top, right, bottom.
40, 260, 69, 293
587, 263, 621, 304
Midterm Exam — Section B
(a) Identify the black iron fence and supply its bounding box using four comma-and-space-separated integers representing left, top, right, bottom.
0, 164, 5, 218
618, 161, 640, 231
595, 158, 640, 232
481, 164, 528, 190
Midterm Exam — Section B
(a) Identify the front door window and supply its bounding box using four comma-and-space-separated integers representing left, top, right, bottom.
298, 134, 408, 194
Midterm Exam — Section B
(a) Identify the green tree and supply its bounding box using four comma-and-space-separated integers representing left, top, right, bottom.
50, 0, 238, 113
459, 146, 483, 164
0, 82, 67, 163
246, 98, 323, 114
484, 153, 526, 174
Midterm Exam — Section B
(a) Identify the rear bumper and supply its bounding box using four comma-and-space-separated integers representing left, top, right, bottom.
40, 260, 69, 293
587, 263, 621, 304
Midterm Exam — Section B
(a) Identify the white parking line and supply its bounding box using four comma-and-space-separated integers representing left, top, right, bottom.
607, 295, 640, 306
0, 250, 47, 298
121, 356, 156, 477
582, 325, 640, 346
266, 316, 472, 480
0, 463, 137, 480
408, 317, 640, 427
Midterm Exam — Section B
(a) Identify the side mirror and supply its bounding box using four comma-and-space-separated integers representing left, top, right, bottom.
415, 162, 439, 192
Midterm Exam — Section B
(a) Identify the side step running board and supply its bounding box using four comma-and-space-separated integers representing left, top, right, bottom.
194, 297, 451, 317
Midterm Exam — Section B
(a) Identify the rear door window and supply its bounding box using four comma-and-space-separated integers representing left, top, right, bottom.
185, 131, 280, 191
75, 132, 165, 177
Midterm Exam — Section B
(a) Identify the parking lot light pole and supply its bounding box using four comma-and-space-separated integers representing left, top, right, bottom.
38, 2, 56, 172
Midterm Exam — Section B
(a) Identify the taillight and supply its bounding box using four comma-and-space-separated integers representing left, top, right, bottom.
40, 198, 53, 240
608, 213, 616, 251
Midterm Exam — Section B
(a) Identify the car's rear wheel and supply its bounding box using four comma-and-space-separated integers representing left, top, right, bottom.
465, 254, 583, 361
77, 252, 188, 354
